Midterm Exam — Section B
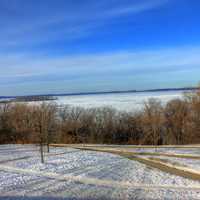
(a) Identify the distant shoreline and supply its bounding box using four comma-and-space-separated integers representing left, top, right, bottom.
0, 87, 197, 100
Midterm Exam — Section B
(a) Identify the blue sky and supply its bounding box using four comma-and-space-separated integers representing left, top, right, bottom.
0, 0, 200, 96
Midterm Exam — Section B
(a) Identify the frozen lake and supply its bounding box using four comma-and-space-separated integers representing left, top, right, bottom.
0, 90, 185, 112
53, 91, 183, 111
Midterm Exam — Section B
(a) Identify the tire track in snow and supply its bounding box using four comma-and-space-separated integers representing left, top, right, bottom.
0, 156, 31, 164
0, 164, 200, 191
2, 178, 60, 196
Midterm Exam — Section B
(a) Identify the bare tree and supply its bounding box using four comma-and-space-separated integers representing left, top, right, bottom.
30, 103, 56, 163
140, 98, 164, 148
0, 103, 12, 143
184, 87, 200, 144
164, 99, 188, 144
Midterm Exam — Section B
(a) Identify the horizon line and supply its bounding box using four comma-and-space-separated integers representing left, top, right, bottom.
1, 86, 198, 99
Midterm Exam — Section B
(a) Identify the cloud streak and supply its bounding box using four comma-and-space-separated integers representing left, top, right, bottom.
0, 45, 200, 95
0, 0, 168, 48
0, 46, 200, 76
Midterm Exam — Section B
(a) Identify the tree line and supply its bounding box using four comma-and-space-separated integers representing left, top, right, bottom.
0, 89, 200, 146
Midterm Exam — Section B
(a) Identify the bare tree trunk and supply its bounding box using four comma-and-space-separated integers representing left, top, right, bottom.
40, 143, 44, 163
39, 122, 45, 163
46, 131, 50, 153
47, 142, 50, 153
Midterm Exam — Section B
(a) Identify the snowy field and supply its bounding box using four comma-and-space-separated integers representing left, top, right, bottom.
0, 145, 200, 199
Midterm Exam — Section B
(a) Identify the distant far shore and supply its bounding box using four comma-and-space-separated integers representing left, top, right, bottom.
0, 87, 197, 100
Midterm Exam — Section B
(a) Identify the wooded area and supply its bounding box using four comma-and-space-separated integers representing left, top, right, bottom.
0, 89, 200, 145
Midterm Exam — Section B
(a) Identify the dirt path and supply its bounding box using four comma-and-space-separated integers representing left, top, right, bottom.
58, 145, 200, 181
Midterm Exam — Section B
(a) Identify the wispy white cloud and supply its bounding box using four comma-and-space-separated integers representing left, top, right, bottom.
104, 0, 168, 17
0, 46, 200, 79
0, 0, 169, 48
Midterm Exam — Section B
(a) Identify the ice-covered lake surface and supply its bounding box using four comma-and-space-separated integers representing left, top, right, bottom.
52, 90, 183, 111
0, 91, 185, 112
0, 145, 200, 200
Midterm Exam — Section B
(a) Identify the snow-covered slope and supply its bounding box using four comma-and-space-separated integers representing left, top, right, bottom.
0, 145, 199, 199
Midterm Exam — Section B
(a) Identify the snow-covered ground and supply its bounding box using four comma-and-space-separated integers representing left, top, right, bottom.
0, 145, 200, 199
